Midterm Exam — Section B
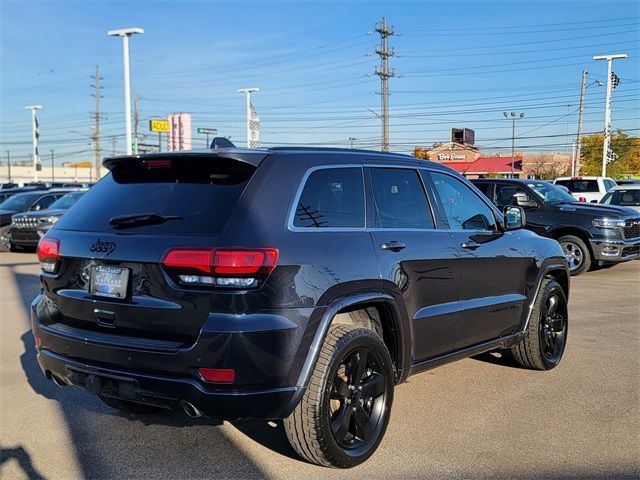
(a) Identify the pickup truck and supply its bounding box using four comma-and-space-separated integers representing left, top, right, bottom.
554, 176, 617, 203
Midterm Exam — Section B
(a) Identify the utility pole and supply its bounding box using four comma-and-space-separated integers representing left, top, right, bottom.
50, 150, 54, 182
6, 151, 11, 182
593, 53, 627, 177
133, 93, 139, 154
91, 65, 104, 181
374, 16, 396, 152
349, 137, 357, 149
112, 136, 117, 156
575, 70, 588, 176
25, 105, 42, 181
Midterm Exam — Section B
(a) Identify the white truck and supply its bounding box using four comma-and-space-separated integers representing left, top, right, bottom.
554, 176, 617, 203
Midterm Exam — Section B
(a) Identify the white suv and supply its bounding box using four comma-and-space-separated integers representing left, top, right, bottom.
554, 176, 617, 203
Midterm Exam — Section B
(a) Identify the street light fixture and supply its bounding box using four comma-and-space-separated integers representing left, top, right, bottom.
503, 111, 525, 178
237, 88, 259, 148
108, 27, 144, 155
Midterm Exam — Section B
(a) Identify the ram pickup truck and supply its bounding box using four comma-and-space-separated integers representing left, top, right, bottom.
473, 178, 640, 275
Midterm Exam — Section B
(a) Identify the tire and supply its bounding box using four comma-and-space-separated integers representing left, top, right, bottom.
557, 235, 591, 276
99, 395, 163, 415
511, 278, 568, 370
284, 325, 394, 468
0, 225, 10, 252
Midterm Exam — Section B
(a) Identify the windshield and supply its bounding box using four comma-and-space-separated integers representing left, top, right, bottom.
527, 182, 576, 203
49, 191, 85, 209
0, 192, 41, 210
601, 189, 640, 207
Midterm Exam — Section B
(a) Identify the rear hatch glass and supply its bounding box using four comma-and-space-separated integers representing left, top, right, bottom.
56, 156, 256, 235
555, 179, 598, 193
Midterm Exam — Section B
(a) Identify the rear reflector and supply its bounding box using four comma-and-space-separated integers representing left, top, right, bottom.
37, 237, 60, 273
198, 368, 235, 383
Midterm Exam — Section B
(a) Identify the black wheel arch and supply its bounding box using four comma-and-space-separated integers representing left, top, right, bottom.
287, 292, 409, 416
521, 262, 570, 333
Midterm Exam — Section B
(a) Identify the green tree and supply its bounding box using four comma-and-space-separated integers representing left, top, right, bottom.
579, 131, 640, 177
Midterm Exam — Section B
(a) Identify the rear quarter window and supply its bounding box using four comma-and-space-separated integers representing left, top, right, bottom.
293, 167, 364, 228
55, 157, 256, 235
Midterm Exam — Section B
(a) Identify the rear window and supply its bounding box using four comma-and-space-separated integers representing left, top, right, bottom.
555, 179, 599, 193
56, 158, 256, 235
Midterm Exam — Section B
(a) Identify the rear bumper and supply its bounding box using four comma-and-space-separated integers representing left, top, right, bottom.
36, 348, 297, 419
589, 238, 640, 262
31, 294, 315, 419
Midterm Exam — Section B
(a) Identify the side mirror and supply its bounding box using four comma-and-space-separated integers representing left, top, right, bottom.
513, 192, 537, 208
503, 206, 526, 231
590, 199, 598, 203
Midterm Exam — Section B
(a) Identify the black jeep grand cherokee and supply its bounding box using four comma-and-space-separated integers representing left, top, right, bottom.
32, 147, 569, 468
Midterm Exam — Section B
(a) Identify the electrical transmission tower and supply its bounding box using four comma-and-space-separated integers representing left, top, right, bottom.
90, 65, 106, 180
374, 16, 396, 152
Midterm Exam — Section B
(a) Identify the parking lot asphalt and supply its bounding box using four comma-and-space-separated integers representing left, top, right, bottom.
1, 252, 638, 480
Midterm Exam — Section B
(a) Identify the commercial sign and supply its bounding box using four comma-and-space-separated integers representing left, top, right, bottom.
197, 127, 218, 135
149, 119, 170, 133
438, 153, 466, 161
451, 127, 475, 145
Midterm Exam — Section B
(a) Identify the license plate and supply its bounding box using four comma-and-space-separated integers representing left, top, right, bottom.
90, 265, 129, 299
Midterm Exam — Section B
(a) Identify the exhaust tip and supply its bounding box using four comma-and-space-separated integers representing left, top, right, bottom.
51, 374, 66, 387
181, 401, 203, 418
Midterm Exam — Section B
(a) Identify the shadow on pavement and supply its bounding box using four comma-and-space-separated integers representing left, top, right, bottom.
471, 349, 526, 369
0, 445, 47, 480
13, 269, 289, 479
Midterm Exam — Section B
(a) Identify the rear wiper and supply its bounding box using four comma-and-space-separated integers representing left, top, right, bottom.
109, 212, 182, 229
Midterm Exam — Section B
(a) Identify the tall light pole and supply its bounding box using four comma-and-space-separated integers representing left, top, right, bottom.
593, 53, 627, 177
574, 70, 602, 176
503, 111, 525, 178
237, 88, 259, 148
108, 27, 144, 155
25, 105, 42, 181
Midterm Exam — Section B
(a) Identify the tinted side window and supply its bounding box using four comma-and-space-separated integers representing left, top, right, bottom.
33, 195, 58, 210
473, 182, 492, 198
369, 168, 434, 229
294, 167, 364, 228
431, 172, 497, 231
494, 184, 530, 207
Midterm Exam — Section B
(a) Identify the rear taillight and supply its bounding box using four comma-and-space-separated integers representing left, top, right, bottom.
37, 237, 60, 273
162, 247, 279, 288
578, 197, 587, 202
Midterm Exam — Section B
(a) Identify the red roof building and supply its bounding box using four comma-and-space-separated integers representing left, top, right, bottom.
440, 156, 523, 178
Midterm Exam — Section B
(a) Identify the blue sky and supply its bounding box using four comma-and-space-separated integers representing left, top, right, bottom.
1, 0, 639, 165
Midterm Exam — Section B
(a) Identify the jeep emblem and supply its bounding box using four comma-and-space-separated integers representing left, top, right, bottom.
89, 239, 116, 255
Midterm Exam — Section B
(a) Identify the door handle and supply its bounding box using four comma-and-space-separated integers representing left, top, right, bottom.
460, 241, 480, 250
380, 241, 406, 252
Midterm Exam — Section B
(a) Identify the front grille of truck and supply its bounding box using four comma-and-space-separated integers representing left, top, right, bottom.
622, 218, 640, 240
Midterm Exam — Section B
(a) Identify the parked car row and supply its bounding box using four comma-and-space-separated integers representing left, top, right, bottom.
0, 185, 89, 251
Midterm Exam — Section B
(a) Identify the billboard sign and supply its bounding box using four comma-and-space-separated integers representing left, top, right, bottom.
451, 127, 475, 145
149, 119, 170, 133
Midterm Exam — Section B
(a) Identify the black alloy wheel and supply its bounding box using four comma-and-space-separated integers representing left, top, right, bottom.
329, 347, 388, 451
511, 278, 568, 370
284, 325, 394, 468
538, 292, 567, 364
